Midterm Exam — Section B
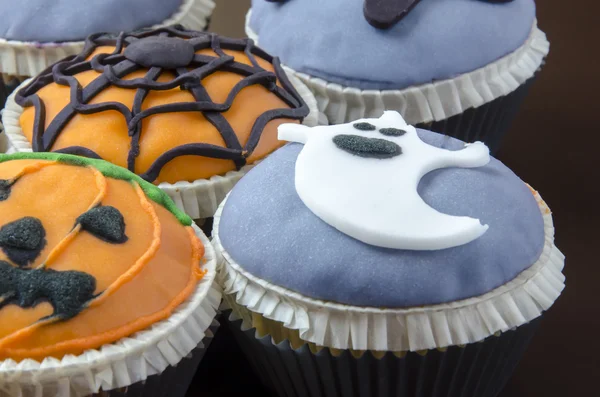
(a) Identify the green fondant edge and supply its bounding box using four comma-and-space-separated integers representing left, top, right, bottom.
0, 152, 192, 226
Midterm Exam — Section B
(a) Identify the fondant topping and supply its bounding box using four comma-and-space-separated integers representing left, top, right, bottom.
332, 134, 402, 159
0, 180, 11, 201
363, 0, 422, 29
250, 0, 536, 90
218, 130, 545, 308
352, 122, 376, 131
0, 0, 184, 42
379, 128, 406, 137
77, 206, 128, 244
16, 25, 309, 184
0, 260, 97, 321
0, 153, 206, 361
279, 112, 490, 250
0, 217, 47, 267
123, 36, 196, 69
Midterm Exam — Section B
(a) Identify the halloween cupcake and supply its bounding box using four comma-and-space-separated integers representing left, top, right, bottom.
1, 25, 318, 219
0, 152, 220, 397
0, 0, 215, 104
246, 0, 549, 153
213, 111, 565, 397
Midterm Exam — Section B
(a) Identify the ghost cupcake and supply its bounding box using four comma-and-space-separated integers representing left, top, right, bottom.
0, 152, 220, 397
246, 0, 550, 153
0, 0, 215, 92
213, 111, 565, 397
1, 25, 318, 219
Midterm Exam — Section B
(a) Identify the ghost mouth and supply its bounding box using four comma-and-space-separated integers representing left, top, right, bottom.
333, 134, 402, 159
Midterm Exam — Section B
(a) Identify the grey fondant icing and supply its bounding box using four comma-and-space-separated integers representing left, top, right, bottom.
0, 0, 183, 42
218, 129, 545, 308
249, 0, 536, 90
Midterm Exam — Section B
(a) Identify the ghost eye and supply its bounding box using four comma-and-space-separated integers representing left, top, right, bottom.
77, 206, 128, 244
379, 128, 406, 137
353, 122, 376, 131
0, 217, 47, 267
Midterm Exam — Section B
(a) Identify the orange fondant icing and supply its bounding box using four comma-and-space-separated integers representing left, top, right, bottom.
19, 48, 300, 184
0, 159, 205, 361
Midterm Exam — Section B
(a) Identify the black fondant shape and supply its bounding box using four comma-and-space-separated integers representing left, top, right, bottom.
353, 122, 377, 131
0, 217, 47, 267
333, 134, 402, 159
0, 180, 11, 201
77, 206, 128, 244
124, 36, 195, 69
363, 0, 422, 29
0, 260, 96, 320
379, 127, 406, 137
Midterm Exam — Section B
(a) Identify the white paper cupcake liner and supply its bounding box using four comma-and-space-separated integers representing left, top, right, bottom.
95, 321, 218, 397
0, 0, 216, 77
0, 224, 222, 397
1, 75, 319, 219
246, 13, 549, 126
213, 188, 565, 352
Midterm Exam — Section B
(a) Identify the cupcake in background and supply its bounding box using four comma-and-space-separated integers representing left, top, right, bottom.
213, 111, 565, 397
0, 152, 220, 397
246, 0, 549, 153
1, 25, 318, 219
0, 0, 216, 107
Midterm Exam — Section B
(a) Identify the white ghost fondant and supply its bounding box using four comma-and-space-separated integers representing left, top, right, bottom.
278, 111, 491, 250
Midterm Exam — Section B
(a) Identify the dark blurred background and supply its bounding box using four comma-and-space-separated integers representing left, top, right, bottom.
191, 1, 600, 396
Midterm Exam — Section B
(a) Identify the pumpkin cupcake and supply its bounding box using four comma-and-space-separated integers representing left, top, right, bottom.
1, 25, 318, 219
0, 152, 220, 397
214, 111, 565, 397
246, 0, 549, 153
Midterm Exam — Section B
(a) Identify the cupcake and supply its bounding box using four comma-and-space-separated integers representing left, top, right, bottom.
213, 111, 565, 397
0, 0, 215, 107
1, 25, 318, 219
0, 152, 220, 397
246, 0, 550, 153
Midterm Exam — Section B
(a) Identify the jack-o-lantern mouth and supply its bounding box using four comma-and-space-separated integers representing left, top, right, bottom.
0, 260, 97, 321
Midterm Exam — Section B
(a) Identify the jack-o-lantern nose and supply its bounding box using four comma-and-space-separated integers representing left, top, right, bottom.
0, 217, 47, 267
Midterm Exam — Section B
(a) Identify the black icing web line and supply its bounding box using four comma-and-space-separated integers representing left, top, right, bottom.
15, 26, 309, 182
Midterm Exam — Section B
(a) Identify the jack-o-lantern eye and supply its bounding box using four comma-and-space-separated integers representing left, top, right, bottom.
0, 180, 12, 201
77, 206, 128, 244
0, 217, 47, 267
